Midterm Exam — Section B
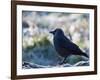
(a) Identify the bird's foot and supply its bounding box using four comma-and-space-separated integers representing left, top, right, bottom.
58, 61, 67, 65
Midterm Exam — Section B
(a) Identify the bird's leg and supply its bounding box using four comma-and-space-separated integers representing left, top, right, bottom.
59, 57, 67, 65
62, 57, 67, 63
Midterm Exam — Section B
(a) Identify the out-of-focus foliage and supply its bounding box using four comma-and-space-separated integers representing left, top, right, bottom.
22, 11, 89, 68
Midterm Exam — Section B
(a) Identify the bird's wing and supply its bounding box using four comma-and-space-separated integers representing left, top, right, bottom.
61, 36, 82, 53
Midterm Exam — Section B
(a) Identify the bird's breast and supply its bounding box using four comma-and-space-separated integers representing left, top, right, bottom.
53, 36, 69, 57
53, 36, 62, 47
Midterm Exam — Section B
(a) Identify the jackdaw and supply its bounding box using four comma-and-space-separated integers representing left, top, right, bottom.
50, 28, 89, 64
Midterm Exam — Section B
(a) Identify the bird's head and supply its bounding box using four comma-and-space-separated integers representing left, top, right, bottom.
50, 28, 64, 35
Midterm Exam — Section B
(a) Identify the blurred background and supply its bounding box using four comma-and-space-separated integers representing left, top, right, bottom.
22, 11, 89, 69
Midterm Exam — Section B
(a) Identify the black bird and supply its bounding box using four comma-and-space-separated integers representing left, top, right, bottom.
50, 28, 89, 64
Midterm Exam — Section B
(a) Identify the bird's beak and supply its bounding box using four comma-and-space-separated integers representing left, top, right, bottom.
49, 31, 54, 34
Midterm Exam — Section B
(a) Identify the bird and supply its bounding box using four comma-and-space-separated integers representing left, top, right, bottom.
50, 28, 89, 64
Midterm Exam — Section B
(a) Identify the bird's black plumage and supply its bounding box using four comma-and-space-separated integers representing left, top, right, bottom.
50, 28, 88, 64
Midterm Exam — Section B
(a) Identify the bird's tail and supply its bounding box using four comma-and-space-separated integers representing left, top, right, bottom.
82, 52, 89, 58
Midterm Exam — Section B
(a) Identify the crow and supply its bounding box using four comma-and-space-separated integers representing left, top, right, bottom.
50, 28, 89, 64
